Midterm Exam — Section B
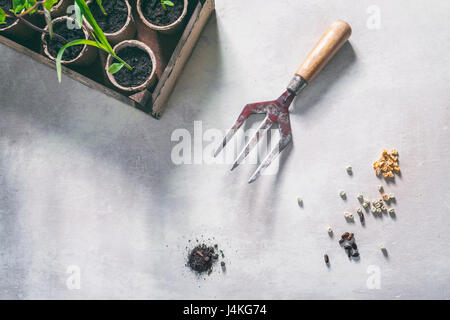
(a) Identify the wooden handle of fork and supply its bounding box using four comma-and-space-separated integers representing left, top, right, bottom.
296, 20, 352, 82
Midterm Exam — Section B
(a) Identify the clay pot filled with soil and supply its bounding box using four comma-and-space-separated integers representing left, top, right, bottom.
84, 0, 136, 45
106, 40, 157, 92
41, 16, 97, 67
137, 0, 188, 34
37, 0, 70, 19
0, 0, 36, 39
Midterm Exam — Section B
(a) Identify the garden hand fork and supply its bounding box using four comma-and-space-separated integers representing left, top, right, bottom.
214, 20, 352, 183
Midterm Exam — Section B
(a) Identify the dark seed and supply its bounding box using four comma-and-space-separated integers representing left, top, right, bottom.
352, 251, 360, 257
221, 261, 225, 267
324, 254, 329, 264
352, 243, 358, 250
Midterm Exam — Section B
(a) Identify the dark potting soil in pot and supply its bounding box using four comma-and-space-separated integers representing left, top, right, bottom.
140, 0, 184, 26
0, 0, 15, 27
45, 20, 86, 61
89, 0, 128, 34
113, 46, 152, 88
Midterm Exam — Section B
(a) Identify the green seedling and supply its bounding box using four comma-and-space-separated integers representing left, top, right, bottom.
55, 0, 132, 82
160, 0, 174, 10
95, 0, 106, 15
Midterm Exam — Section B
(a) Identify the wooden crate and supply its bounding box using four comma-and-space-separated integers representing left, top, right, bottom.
0, 0, 215, 119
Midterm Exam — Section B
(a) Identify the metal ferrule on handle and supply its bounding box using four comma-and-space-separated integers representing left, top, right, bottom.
287, 75, 308, 96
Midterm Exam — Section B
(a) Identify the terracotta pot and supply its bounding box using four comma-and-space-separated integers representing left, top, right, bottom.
83, 0, 136, 45
41, 16, 97, 67
136, 0, 188, 35
105, 40, 157, 92
37, 0, 71, 18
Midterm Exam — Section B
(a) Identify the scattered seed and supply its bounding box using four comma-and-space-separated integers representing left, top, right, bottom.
381, 205, 387, 211
346, 166, 352, 174
221, 261, 225, 267
382, 193, 390, 201
371, 207, 377, 213
297, 197, 303, 206
389, 193, 395, 199
340, 190, 346, 198
357, 194, 364, 201
380, 244, 386, 250
388, 208, 395, 214
378, 185, 384, 192
327, 227, 333, 234
362, 201, 370, 208
324, 254, 329, 264
376, 208, 382, 214
357, 208, 363, 214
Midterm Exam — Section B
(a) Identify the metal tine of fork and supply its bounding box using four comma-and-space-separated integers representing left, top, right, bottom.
248, 133, 292, 184
231, 116, 273, 171
213, 112, 250, 158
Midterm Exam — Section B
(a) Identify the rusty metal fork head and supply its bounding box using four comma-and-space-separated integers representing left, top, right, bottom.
214, 81, 303, 183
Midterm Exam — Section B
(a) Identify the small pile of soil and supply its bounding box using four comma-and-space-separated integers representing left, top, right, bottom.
113, 46, 152, 87
45, 20, 86, 60
140, 0, 184, 26
187, 242, 226, 275
0, 0, 15, 27
89, 0, 128, 34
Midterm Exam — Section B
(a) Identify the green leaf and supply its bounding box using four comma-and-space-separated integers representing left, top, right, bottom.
43, 8, 53, 39
24, 0, 36, 10
108, 63, 124, 74
0, 8, 6, 24
164, 1, 174, 6
74, 1, 83, 29
75, 0, 113, 53
12, 0, 26, 14
56, 38, 130, 82
56, 39, 101, 82
95, 0, 107, 15
43, 0, 58, 11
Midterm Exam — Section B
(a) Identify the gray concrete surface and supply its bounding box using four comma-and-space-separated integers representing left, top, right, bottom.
1, 0, 449, 299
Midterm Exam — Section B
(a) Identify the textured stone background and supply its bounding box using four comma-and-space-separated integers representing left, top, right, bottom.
0, 0, 449, 299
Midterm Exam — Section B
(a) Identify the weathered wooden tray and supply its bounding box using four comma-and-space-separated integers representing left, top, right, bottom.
0, 0, 215, 119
